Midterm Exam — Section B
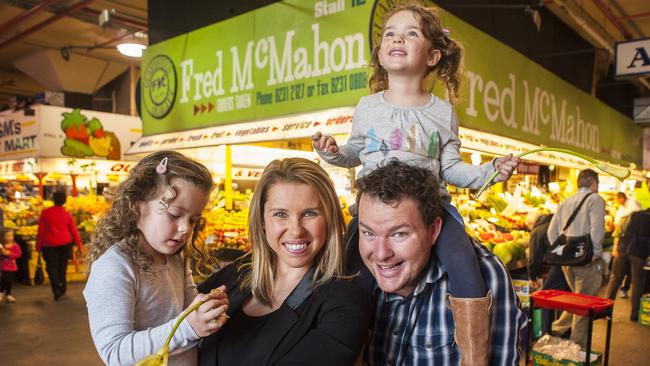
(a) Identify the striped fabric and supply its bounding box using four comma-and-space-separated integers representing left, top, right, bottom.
366, 241, 527, 366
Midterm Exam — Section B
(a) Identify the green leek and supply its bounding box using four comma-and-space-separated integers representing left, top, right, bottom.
475, 147, 636, 199
135, 288, 224, 366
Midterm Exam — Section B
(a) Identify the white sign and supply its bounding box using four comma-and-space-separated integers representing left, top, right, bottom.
0, 109, 40, 160
616, 38, 650, 78
37, 158, 136, 176
127, 106, 355, 155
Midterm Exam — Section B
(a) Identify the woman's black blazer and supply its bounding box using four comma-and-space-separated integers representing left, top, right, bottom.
197, 258, 370, 365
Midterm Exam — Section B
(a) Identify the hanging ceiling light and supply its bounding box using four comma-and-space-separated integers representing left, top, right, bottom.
117, 31, 148, 58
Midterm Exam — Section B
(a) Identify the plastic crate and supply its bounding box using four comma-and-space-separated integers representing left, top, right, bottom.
531, 290, 614, 317
532, 349, 602, 366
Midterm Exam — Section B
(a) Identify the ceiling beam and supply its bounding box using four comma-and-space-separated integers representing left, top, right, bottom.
0, 0, 97, 50
591, 0, 632, 39
0, 0, 60, 35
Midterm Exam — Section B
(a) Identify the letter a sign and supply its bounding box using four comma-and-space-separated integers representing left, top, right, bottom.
616, 38, 650, 78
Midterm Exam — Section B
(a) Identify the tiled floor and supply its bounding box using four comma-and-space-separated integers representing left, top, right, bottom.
0, 280, 648, 365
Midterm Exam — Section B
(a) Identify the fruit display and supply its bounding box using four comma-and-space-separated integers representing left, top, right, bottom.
204, 207, 250, 251
466, 217, 530, 266
65, 195, 111, 235
468, 209, 528, 232
455, 189, 543, 267
201, 190, 253, 252
0, 194, 111, 239
2, 197, 44, 238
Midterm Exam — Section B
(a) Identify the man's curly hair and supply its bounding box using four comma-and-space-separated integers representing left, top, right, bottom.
355, 159, 442, 225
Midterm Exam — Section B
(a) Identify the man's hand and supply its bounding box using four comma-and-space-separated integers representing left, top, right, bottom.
493, 154, 519, 183
312, 132, 339, 153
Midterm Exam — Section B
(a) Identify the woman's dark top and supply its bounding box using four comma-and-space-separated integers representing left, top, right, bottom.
197, 256, 371, 366
216, 307, 274, 365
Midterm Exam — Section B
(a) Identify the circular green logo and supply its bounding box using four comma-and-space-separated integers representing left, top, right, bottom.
143, 55, 177, 119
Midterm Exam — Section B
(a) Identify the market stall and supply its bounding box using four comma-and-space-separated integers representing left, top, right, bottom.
0, 104, 142, 282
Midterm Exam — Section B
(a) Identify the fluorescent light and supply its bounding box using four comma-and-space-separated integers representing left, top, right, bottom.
117, 43, 146, 57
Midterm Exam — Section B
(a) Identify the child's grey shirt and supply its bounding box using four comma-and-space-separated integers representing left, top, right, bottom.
83, 245, 199, 366
316, 91, 496, 201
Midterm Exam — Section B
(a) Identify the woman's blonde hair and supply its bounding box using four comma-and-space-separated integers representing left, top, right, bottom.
87, 150, 216, 275
368, 1, 464, 104
244, 158, 346, 306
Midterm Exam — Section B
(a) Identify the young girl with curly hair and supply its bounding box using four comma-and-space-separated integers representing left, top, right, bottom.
84, 151, 228, 366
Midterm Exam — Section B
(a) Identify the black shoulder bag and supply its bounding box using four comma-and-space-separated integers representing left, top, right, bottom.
544, 193, 594, 266
34, 252, 45, 285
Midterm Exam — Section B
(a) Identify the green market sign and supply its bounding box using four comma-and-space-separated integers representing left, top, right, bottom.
141, 0, 642, 167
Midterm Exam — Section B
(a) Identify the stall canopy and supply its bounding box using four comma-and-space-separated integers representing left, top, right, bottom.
0, 104, 142, 174
132, 0, 642, 170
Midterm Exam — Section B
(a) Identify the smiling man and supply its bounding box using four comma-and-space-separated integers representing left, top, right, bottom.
354, 160, 526, 366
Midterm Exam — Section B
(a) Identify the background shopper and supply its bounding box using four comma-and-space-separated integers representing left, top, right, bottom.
547, 169, 605, 347
526, 211, 570, 334
36, 191, 83, 300
611, 192, 641, 297
606, 208, 650, 321
1, 229, 21, 303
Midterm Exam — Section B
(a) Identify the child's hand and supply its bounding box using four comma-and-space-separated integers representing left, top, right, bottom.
312, 132, 339, 154
186, 286, 229, 337
493, 154, 519, 182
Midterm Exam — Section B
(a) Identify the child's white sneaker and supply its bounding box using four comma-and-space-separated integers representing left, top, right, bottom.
6, 295, 16, 303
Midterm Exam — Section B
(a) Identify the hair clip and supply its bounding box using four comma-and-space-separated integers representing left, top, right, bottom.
442, 27, 450, 38
156, 157, 168, 174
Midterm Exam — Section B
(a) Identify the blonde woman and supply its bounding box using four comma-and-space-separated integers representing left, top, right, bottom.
198, 158, 369, 365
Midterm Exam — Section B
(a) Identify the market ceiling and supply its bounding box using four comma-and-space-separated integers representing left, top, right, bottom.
0, 0, 146, 104
0, 0, 648, 110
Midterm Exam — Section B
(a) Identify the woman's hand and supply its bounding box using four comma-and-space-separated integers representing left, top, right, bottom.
493, 154, 519, 183
186, 286, 229, 337
312, 132, 339, 153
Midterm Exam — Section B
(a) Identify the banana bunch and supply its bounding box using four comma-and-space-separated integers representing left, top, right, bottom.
88, 135, 113, 157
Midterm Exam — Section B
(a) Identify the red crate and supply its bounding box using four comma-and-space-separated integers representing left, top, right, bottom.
531, 290, 614, 317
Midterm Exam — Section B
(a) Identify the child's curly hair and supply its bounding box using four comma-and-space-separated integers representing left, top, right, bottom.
369, 1, 464, 104
87, 150, 216, 275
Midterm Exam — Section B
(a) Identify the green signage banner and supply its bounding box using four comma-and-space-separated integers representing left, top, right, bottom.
141, 0, 642, 166
141, 0, 371, 135
438, 3, 643, 167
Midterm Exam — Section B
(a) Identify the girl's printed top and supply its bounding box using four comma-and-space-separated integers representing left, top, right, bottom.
316, 91, 496, 201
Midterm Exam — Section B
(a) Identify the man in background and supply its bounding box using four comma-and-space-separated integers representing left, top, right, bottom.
548, 169, 605, 347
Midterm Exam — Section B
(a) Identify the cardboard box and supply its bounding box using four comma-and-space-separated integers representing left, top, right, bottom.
532, 350, 602, 366
640, 294, 650, 313
640, 312, 650, 326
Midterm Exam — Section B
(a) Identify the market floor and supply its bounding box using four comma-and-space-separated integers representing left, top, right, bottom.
0, 281, 648, 366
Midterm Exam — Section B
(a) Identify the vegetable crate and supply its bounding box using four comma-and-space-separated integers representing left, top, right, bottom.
532, 349, 602, 366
